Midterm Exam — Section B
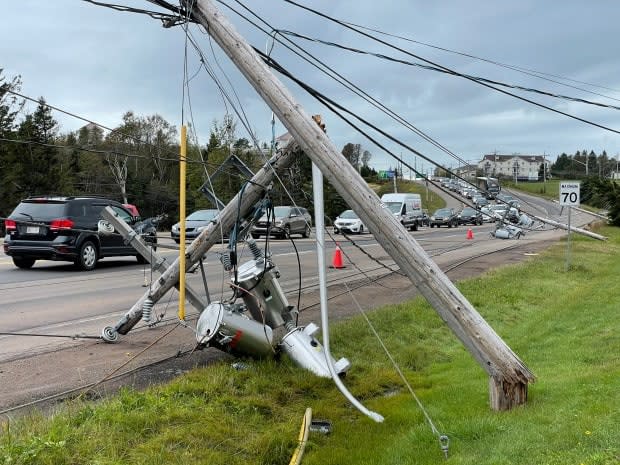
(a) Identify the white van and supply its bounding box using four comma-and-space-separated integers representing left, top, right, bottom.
381, 193, 423, 231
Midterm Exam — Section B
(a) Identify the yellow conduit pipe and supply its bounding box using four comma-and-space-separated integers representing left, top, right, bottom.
289, 408, 312, 465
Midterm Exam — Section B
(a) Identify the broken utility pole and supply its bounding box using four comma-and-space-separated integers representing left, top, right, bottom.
187, 0, 535, 410
101, 140, 301, 340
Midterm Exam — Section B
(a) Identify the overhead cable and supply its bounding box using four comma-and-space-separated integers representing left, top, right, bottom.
341, 19, 620, 100
278, 29, 620, 112
282, 0, 620, 136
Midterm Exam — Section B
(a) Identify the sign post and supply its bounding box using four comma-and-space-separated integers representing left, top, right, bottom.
559, 181, 580, 271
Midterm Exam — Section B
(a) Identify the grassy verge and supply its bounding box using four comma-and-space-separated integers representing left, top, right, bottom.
2, 226, 619, 464
504, 179, 561, 199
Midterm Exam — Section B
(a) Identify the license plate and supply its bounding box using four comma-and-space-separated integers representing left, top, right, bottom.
26, 226, 40, 234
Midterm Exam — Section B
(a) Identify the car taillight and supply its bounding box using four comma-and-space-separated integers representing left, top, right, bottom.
50, 219, 74, 230
4, 219, 16, 231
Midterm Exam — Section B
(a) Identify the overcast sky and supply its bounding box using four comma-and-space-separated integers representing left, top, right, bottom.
3, 0, 620, 173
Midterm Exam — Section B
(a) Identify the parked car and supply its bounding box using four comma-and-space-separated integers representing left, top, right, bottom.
3, 196, 157, 271
171, 209, 220, 243
458, 207, 483, 225
251, 206, 312, 239
334, 210, 366, 234
429, 208, 459, 228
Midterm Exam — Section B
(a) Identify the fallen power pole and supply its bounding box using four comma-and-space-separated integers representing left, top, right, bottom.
188, 0, 535, 410
101, 142, 301, 341
531, 214, 607, 241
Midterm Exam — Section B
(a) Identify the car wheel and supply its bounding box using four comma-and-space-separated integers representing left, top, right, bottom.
251, 233, 260, 239
430, 224, 434, 228
333, 228, 339, 234
359, 225, 364, 234
75, 240, 98, 271
447, 223, 452, 228
303, 224, 311, 238
173, 239, 180, 244
12, 257, 36, 269
282, 225, 291, 239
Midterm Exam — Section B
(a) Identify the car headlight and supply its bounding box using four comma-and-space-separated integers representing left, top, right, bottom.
275, 220, 284, 226
197, 226, 207, 232
171, 224, 179, 232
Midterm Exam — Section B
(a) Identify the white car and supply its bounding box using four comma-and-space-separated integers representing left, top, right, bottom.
334, 210, 366, 234
480, 206, 497, 222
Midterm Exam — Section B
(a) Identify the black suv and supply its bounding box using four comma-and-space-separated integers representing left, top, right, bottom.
458, 207, 483, 225
3, 196, 157, 271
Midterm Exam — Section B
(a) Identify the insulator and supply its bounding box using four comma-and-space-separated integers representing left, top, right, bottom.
221, 251, 233, 271
247, 237, 264, 260
142, 298, 154, 323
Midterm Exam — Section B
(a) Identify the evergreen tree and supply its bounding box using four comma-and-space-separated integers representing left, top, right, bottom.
0, 70, 24, 223
13, 98, 61, 196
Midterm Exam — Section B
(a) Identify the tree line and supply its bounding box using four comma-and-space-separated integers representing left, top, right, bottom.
1, 71, 382, 230
550, 150, 619, 179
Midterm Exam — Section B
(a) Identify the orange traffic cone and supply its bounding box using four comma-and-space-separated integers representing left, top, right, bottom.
466, 228, 474, 240
330, 244, 346, 269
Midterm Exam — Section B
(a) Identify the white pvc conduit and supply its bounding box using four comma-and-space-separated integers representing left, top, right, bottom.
311, 163, 384, 423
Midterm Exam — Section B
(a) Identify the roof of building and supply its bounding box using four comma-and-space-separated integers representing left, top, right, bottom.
482, 154, 545, 163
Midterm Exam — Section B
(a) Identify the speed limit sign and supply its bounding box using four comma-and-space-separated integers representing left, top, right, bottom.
560, 182, 580, 206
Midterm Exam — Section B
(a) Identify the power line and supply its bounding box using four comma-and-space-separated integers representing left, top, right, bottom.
277, 29, 620, 112
283, 0, 620, 136
221, 0, 472, 177
0, 137, 254, 181
341, 19, 620, 100
216, 1, 524, 206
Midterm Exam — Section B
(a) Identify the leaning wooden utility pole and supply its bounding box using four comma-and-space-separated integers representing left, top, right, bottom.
101, 141, 301, 341
188, 0, 535, 410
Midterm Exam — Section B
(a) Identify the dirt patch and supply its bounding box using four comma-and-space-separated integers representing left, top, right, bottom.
0, 237, 554, 417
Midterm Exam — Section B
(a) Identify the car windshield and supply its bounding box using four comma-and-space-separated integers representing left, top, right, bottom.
385, 202, 402, 214
461, 208, 476, 215
339, 210, 358, 219
273, 206, 293, 218
434, 208, 452, 216
490, 205, 506, 211
186, 210, 218, 221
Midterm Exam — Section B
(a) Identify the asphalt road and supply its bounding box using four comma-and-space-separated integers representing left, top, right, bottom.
0, 225, 498, 362
0, 189, 604, 412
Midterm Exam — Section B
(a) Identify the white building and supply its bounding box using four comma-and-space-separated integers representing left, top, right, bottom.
478, 154, 549, 181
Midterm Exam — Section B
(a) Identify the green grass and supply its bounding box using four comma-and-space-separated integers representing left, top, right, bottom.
504, 179, 561, 199
376, 180, 446, 213
2, 226, 619, 465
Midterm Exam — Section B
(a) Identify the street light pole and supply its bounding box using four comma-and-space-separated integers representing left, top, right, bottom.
573, 158, 588, 177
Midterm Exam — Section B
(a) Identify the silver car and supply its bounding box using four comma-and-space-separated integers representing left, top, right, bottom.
171, 209, 219, 243
251, 206, 312, 239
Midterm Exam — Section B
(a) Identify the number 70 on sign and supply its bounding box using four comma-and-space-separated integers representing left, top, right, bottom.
560, 182, 580, 206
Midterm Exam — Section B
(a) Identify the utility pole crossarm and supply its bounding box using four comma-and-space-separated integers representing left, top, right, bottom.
188, 0, 534, 410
